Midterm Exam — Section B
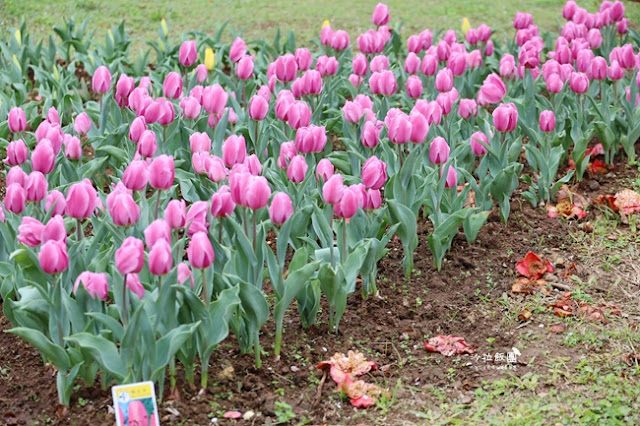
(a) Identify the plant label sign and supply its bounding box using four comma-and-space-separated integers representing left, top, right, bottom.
112, 381, 160, 426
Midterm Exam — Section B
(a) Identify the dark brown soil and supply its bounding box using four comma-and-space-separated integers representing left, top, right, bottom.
0, 161, 638, 425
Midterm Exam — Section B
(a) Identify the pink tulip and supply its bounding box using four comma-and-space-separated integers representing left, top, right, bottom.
608, 60, 624, 81
361, 120, 382, 148
447, 51, 467, 76
7, 166, 26, 188
342, 101, 364, 124
387, 111, 412, 144
5, 183, 26, 214
611, 0, 625, 21
321, 25, 333, 47
149, 155, 175, 190
302, 70, 322, 95
323, 174, 345, 205
107, 184, 140, 227
370, 55, 389, 73
144, 219, 171, 249
124, 273, 144, 299
187, 232, 215, 269
25, 171, 48, 202
65, 136, 82, 161
122, 159, 149, 191
180, 96, 201, 119
316, 55, 338, 77
128, 116, 147, 143
269, 192, 293, 225
406, 76, 423, 99
493, 103, 519, 132
334, 186, 359, 219
330, 30, 350, 50
92, 66, 112, 94
189, 132, 211, 153
18, 216, 44, 247
316, 158, 335, 181
39, 240, 68, 274
178, 263, 194, 288
499, 54, 516, 79
477, 73, 507, 106
4, 139, 28, 166
363, 188, 382, 210
569, 72, 589, 94
237, 55, 254, 80
295, 125, 327, 154
407, 35, 422, 53
470, 131, 489, 156
229, 37, 247, 63
207, 155, 229, 182
179, 40, 197, 67
211, 185, 236, 218
137, 130, 157, 158
435, 68, 454, 92
249, 95, 269, 120
513, 12, 533, 29
65, 179, 97, 219
222, 135, 247, 167
46, 107, 60, 125
519, 41, 541, 69
429, 137, 450, 165
563, 1, 578, 20
8, 107, 26, 133
72, 271, 108, 300
361, 156, 387, 190
275, 53, 298, 82
45, 190, 66, 216
295, 48, 312, 71
246, 176, 271, 210
546, 73, 564, 93
352, 53, 368, 76
539, 110, 556, 132
31, 140, 55, 175
458, 99, 478, 119
202, 84, 228, 115
148, 239, 172, 276
164, 199, 186, 230
115, 237, 145, 275
42, 215, 66, 243
229, 169, 252, 206
193, 64, 208, 83
163, 72, 183, 99
158, 99, 176, 127
244, 154, 262, 176
408, 111, 428, 144
73, 112, 92, 135
286, 101, 311, 129
115, 74, 135, 108
287, 155, 308, 183
0, 203, 4, 223
441, 165, 457, 188
589, 57, 607, 81
372, 3, 390, 26
421, 54, 438, 76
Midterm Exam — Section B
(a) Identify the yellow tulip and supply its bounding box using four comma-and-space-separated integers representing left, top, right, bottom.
205, 48, 215, 71
461, 17, 471, 36
322, 19, 331, 29
161, 18, 168, 37
14, 29, 21, 46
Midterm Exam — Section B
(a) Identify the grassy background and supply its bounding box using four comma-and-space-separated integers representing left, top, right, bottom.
2, 0, 640, 50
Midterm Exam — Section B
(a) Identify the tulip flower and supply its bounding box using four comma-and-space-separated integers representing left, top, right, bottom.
65, 135, 82, 161
128, 116, 147, 143
246, 176, 271, 210
275, 53, 298, 82
286, 101, 311, 130
295, 48, 312, 71
45, 190, 67, 216
387, 112, 412, 144
164, 199, 186, 230
66, 179, 97, 220
4, 139, 28, 166
361, 120, 382, 148
179, 40, 197, 67
569, 72, 589, 94
189, 132, 212, 154
31, 140, 56, 174
371, 3, 390, 26
334, 186, 359, 219
237, 55, 254, 80
441, 165, 458, 188
25, 171, 48, 203
122, 160, 149, 191
148, 239, 172, 277
42, 215, 66, 243
47, 107, 60, 124
205, 48, 215, 70
115, 237, 145, 275
330, 30, 350, 51
406, 76, 423, 98
458, 99, 478, 119
149, 155, 175, 190
429, 137, 450, 165
323, 174, 345, 205
539, 110, 556, 132
492, 103, 519, 132
269, 192, 294, 226
178, 263, 195, 288
222, 135, 247, 167
180, 96, 201, 119
186, 201, 210, 237
316, 158, 335, 181
187, 232, 215, 270
115, 74, 135, 108
138, 129, 158, 158
287, 155, 308, 183
73, 112, 92, 135
295, 125, 327, 154
5, 183, 26, 214
106, 184, 140, 227
92, 66, 112, 94
229, 37, 246, 63
211, 185, 236, 219
8, 107, 26, 133
126, 274, 145, 300
249, 95, 269, 120
352, 53, 368, 76
361, 156, 387, 190
18, 216, 44, 247
39, 240, 69, 275
470, 131, 489, 156
202, 84, 228, 115
144, 219, 171, 249
435, 68, 454, 92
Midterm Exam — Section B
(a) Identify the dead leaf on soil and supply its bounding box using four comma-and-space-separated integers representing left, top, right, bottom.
518, 308, 533, 322
622, 353, 640, 366
549, 325, 565, 334
548, 292, 619, 323
424, 335, 475, 356
512, 277, 553, 296
218, 365, 235, 381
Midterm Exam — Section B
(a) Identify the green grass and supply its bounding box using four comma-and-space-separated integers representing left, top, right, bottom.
3, 0, 640, 51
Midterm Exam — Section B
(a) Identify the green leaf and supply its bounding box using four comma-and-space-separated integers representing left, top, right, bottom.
8, 327, 70, 371
65, 333, 127, 381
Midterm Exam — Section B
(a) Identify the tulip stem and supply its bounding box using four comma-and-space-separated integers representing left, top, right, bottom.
341, 219, 347, 264
219, 219, 224, 245
202, 268, 209, 309
163, 125, 167, 145
243, 208, 249, 236
122, 275, 129, 326
329, 215, 335, 268
76, 219, 83, 241
52, 275, 64, 347
254, 332, 262, 369
158, 275, 162, 292
154, 190, 161, 220
252, 212, 259, 287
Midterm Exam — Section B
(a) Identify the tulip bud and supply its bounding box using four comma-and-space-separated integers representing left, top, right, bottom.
18, 216, 44, 247
441, 165, 458, 188
470, 131, 489, 156
5, 183, 26, 214
269, 192, 294, 225
149, 155, 175, 190
122, 160, 149, 191
237, 55, 254, 80
148, 239, 172, 276
180, 96, 201, 119
361, 156, 387, 190
539, 110, 556, 132
138, 130, 158, 158
316, 158, 335, 181
179, 40, 197, 67
65, 135, 82, 161
8, 107, 27, 133
287, 155, 308, 183
187, 232, 215, 269
222, 135, 247, 167
107, 184, 140, 227
211, 185, 236, 218
334, 186, 359, 219
48, 107, 61, 125
406, 75, 423, 99
4, 139, 29, 166
229, 37, 247, 63
493, 103, 519, 132
115, 237, 145, 275
189, 132, 212, 153
361, 120, 382, 148
295, 48, 313, 71
372, 2, 390, 26
458, 98, 478, 119
249, 95, 269, 120
25, 171, 48, 202
163, 72, 183, 99
435, 68, 454, 92
323, 174, 345, 205
246, 176, 271, 210
429, 137, 450, 164
39, 240, 69, 274
45, 190, 67, 216
92, 66, 112, 94
31, 140, 56, 175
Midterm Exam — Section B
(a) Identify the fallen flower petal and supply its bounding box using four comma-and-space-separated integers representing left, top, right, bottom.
516, 251, 554, 280
424, 335, 475, 356
223, 411, 243, 419
512, 277, 552, 296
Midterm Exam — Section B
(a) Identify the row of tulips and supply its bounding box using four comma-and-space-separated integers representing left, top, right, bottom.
1, 0, 640, 407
